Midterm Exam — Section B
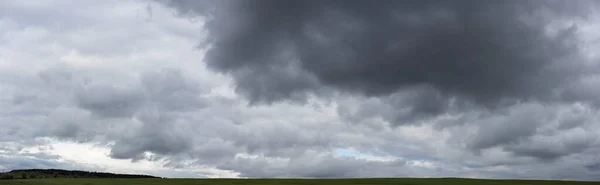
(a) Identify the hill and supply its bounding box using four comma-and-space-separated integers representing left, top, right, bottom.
0, 169, 159, 180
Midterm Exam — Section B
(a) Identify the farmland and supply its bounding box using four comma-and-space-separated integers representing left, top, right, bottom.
2, 178, 600, 185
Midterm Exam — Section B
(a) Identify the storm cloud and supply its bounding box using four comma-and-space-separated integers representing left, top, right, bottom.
159, 0, 598, 109
152, 0, 600, 177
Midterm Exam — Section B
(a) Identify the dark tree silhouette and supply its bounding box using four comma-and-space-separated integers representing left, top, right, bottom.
0, 169, 160, 180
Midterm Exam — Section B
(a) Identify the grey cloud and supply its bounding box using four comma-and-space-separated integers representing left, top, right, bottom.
231, 123, 335, 157
0, 145, 82, 172
506, 142, 586, 162
468, 109, 544, 151
218, 152, 409, 178
141, 68, 207, 112
457, 103, 600, 162
0, 145, 101, 172
586, 163, 600, 171
558, 116, 588, 130
11, 93, 38, 105
37, 66, 77, 91
0, 155, 66, 171
555, 104, 594, 130
504, 128, 597, 161
380, 86, 478, 125
49, 120, 81, 140
72, 68, 207, 119
13, 65, 227, 170
15, 66, 211, 161
335, 86, 468, 127
187, 138, 240, 165
99, 92, 350, 175
109, 110, 192, 160
41, 107, 102, 143
103, 69, 210, 159
158, 0, 597, 110
559, 77, 600, 106
231, 62, 323, 104
337, 95, 600, 164
75, 84, 146, 118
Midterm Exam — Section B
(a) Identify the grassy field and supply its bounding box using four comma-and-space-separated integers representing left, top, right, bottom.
2, 178, 600, 185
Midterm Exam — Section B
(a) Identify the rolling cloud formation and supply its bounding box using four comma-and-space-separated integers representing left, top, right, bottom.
2, 0, 600, 180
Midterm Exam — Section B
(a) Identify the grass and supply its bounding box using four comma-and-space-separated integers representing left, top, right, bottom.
2, 178, 600, 185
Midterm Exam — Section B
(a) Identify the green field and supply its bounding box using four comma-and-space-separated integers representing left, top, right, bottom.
2, 178, 600, 185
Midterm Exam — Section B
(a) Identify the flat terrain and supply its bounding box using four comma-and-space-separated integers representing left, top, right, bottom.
2, 178, 600, 185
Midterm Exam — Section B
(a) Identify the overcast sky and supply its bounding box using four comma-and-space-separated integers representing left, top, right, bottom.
2, 0, 600, 180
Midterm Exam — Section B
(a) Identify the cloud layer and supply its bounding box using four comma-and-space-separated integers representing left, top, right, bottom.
1, 0, 600, 180
160, 0, 597, 107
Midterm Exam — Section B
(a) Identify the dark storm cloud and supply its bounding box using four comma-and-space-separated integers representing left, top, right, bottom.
158, 0, 600, 167
158, 0, 596, 108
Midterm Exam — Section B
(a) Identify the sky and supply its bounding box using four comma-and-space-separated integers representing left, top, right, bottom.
2, 0, 600, 180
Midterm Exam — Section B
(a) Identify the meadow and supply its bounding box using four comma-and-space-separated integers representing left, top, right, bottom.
2, 178, 600, 185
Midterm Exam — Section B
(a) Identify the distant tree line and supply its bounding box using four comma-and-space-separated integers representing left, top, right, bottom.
0, 169, 160, 180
